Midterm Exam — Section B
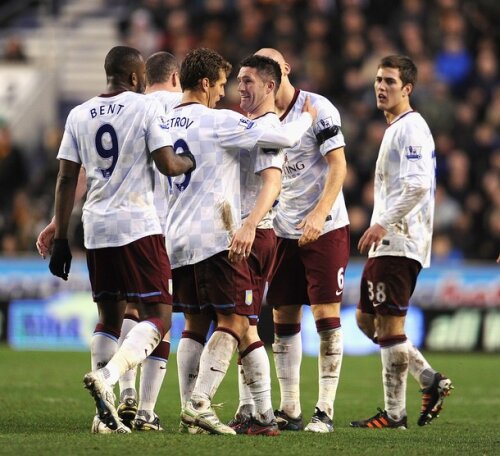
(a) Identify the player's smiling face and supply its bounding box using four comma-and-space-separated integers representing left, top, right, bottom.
374, 67, 411, 116
237, 67, 269, 115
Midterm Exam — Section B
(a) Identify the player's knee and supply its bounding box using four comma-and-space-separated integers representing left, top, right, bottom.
355, 309, 375, 339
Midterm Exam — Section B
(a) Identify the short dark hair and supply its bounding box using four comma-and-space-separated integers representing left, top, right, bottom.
378, 55, 417, 87
146, 51, 179, 85
239, 54, 282, 92
180, 48, 232, 91
104, 46, 143, 79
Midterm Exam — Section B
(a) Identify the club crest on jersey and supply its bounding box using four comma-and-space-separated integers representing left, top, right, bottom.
238, 117, 255, 129
405, 145, 422, 161
245, 290, 253, 305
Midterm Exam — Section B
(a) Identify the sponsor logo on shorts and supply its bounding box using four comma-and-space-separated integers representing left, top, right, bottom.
168, 279, 173, 296
245, 290, 253, 305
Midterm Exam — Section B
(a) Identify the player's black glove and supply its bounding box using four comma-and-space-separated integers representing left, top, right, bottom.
178, 151, 196, 173
49, 238, 72, 281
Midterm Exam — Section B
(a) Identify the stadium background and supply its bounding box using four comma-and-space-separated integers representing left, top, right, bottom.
0, 0, 498, 352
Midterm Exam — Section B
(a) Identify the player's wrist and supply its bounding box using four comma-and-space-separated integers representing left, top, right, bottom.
178, 151, 196, 173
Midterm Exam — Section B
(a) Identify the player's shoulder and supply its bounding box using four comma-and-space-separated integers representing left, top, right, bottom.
146, 90, 182, 104
397, 111, 431, 135
215, 108, 257, 129
299, 89, 336, 109
254, 111, 280, 126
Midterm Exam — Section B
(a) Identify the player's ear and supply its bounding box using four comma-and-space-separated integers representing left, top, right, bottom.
403, 82, 413, 97
130, 71, 138, 88
282, 62, 291, 77
172, 71, 180, 88
201, 77, 210, 92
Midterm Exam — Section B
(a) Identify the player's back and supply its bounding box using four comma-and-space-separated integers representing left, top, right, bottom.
165, 102, 277, 267
58, 90, 170, 248
147, 90, 183, 115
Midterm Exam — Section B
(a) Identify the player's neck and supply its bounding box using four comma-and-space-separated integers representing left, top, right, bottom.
273, 81, 296, 116
247, 100, 276, 120
145, 82, 181, 94
181, 90, 206, 106
384, 101, 413, 124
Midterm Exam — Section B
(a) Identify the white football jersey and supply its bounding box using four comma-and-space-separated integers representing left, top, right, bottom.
146, 90, 183, 232
369, 110, 436, 268
273, 89, 349, 238
240, 112, 284, 229
165, 102, 312, 268
57, 90, 172, 249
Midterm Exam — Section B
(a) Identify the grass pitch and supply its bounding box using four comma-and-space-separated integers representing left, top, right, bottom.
0, 346, 498, 455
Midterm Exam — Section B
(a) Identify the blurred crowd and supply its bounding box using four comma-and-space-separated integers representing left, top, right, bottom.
0, 0, 498, 261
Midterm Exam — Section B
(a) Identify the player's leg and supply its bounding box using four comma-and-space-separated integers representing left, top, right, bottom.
230, 326, 257, 430
181, 252, 255, 435
351, 257, 418, 429
355, 286, 453, 423
172, 265, 211, 409
377, 314, 409, 424
83, 235, 172, 433
182, 312, 247, 435
267, 237, 306, 431
305, 303, 342, 433
303, 227, 349, 433
229, 227, 279, 435
232, 325, 278, 435
132, 331, 171, 431
406, 340, 453, 426
89, 298, 127, 433
117, 305, 140, 428
177, 315, 212, 408
272, 305, 303, 430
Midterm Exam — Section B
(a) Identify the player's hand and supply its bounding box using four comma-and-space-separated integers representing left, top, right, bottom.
358, 223, 387, 255
36, 218, 56, 259
49, 239, 72, 281
178, 150, 197, 173
296, 209, 326, 247
302, 95, 317, 122
228, 223, 255, 263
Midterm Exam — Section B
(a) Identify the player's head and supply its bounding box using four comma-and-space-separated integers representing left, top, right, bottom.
378, 55, 417, 88
254, 48, 291, 80
104, 46, 146, 94
237, 54, 282, 115
374, 55, 417, 114
180, 48, 232, 108
145, 51, 180, 88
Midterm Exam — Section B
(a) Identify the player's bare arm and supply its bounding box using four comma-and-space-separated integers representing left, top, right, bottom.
152, 146, 196, 176
49, 159, 80, 280
297, 147, 346, 247
36, 167, 87, 258
229, 167, 281, 262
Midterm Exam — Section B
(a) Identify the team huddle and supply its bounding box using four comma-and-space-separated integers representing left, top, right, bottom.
37, 45, 452, 436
